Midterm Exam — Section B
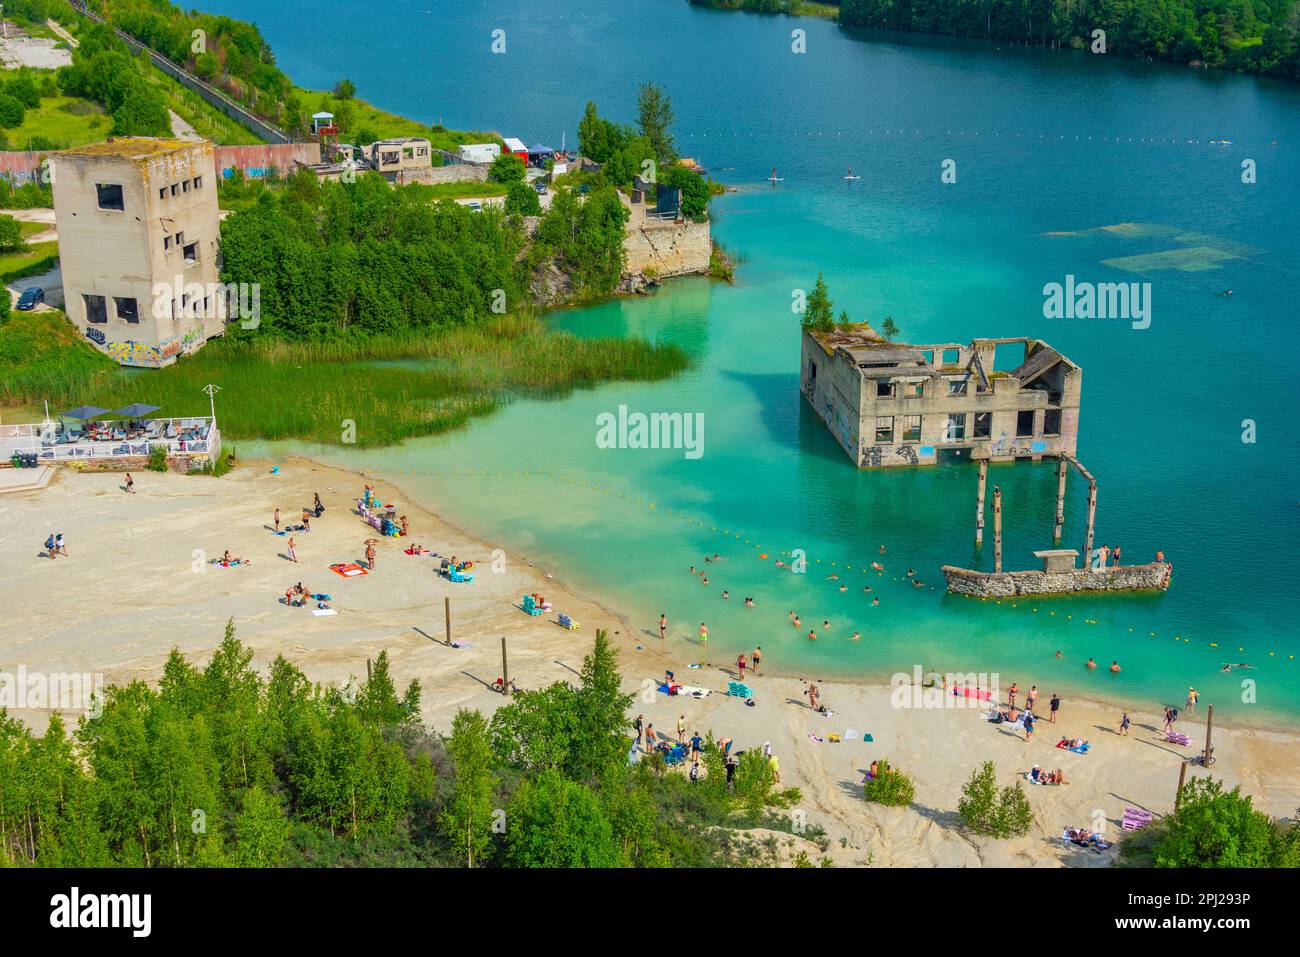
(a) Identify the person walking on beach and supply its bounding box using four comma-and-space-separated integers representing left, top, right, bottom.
634, 714, 644, 747
1024, 710, 1035, 742
55, 532, 67, 557
287, 536, 298, 563
365, 542, 377, 571
1119, 711, 1130, 736
124, 472, 135, 494
751, 646, 762, 676
1186, 687, 1199, 714
690, 731, 703, 764
1049, 693, 1060, 724
313, 492, 324, 517
768, 749, 780, 784
644, 722, 655, 754
1008, 682, 1019, 710
659, 613, 666, 640
736, 653, 746, 680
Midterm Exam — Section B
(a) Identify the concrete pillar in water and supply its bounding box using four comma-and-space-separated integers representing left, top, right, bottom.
976, 459, 988, 546
1084, 478, 1097, 562
1053, 457, 1067, 541
993, 485, 1003, 573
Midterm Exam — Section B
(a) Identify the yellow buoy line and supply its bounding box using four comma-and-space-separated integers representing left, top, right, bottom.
366, 466, 1293, 666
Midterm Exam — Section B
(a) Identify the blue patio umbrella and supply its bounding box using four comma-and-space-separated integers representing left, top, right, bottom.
112, 403, 161, 418
60, 406, 111, 420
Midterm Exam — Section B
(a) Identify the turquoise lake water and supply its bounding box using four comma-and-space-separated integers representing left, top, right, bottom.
208, 1, 1300, 721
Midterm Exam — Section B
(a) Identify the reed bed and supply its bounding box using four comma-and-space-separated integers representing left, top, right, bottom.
0, 312, 689, 448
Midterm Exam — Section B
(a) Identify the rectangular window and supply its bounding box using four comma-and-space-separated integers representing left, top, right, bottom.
942, 348, 959, 365
83, 294, 108, 324
95, 184, 124, 211
876, 380, 893, 398
182, 179, 191, 193
907, 381, 924, 397
159, 186, 168, 200
974, 412, 991, 439
875, 416, 894, 444
903, 415, 922, 442
164, 235, 172, 250
947, 378, 967, 396
1044, 409, 1062, 435
1016, 410, 1035, 437
170, 183, 179, 197
114, 297, 140, 324
183, 241, 199, 265
175, 231, 185, 245
943, 413, 966, 442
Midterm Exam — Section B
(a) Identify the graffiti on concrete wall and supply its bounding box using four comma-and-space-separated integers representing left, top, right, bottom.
84, 327, 106, 345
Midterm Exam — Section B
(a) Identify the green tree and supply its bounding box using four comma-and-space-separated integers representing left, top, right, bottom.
505, 179, 541, 216
802, 273, 834, 333
488, 153, 526, 184
636, 81, 677, 165
569, 629, 634, 781
881, 316, 900, 340
1154, 777, 1299, 867
0, 213, 25, 253
958, 761, 1032, 838
334, 78, 357, 100
0, 95, 24, 129
506, 769, 619, 867
440, 709, 496, 867
659, 164, 709, 219
233, 785, 290, 866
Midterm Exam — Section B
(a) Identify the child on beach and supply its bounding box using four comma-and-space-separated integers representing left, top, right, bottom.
124, 473, 135, 494
1119, 711, 1130, 736
287, 537, 298, 563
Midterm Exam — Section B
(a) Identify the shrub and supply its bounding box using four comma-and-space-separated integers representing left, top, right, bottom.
0, 95, 25, 129
488, 153, 525, 184
958, 761, 1033, 838
147, 445, 168, 472
1149, 777, 1300, 868
504, 180, 540, 216
863, 760, 915, 807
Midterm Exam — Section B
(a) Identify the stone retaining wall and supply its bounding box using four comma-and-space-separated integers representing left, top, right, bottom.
942, 562, 1173, 597
624, 218, 711, 277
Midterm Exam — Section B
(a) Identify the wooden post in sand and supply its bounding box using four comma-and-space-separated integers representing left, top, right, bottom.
444, 596, 452, 646
975, 459, 988, 546
1053, 457, 1067, 541
1203, 705, 1214, 767
992, 485, 1003, 573
500, 637, 510, 696
366, 658, 372, 682
1175, 760, 1187, 808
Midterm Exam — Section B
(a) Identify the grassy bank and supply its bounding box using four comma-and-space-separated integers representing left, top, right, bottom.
0, 311, 690, 447
0, 240, 58, 284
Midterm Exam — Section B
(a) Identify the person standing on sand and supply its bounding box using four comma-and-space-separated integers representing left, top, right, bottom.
365, 542, 376, 571
124, 472, 135, 494
699, 622, 708, 644
751, 646, 762, 676
313, 492, 324, 517
274, 508, 281, 533
677, 714, 686, 744
807, 683, 820, 711
1024, 711, 1035, 742
1026, 686, 1038, 713
1008, 682, 1019, 710
644, 722, 655, 754
287, 536, 298, 563
768, 750, 780, 784
1119, 711, 1130, 736
634, 714, 644, 747
659, 614, 666, 640
1049, 693, 1060, 723
736, 653, 746, 680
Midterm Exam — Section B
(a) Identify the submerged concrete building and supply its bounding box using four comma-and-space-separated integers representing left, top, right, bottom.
53, 137, 225, 368
801, 326, 1081, 468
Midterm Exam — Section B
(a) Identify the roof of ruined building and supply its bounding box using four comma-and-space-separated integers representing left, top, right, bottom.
59, 137, 208, 162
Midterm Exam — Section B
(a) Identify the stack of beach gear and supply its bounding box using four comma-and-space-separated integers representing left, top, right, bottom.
557, 613, 579, 631
522, 594, 544, 616
727, 680, 753, 699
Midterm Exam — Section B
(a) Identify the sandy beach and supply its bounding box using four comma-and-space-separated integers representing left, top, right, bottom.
3, 457, 1297, 867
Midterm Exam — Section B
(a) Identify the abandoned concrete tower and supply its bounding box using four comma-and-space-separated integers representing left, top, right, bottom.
800, 326, 1081, 468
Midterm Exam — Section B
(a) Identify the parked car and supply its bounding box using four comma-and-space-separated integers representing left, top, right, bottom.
16, 287, 44, 310
467, 200, 482, 212
533, 181, 548, 195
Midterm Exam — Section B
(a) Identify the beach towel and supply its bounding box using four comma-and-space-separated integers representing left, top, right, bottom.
677, 685, 711, 698
1166, 731, 1191, 746
1055, 741, 1090, 754
312, 608, 337, 617
808, 733, 825, 743
952, 686, 992, 701
862, 734, 874, 743
827, 733, 842, 743
330, 563, 368, 578
1061, 827, 1113, 851
310, 593, 332, 601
